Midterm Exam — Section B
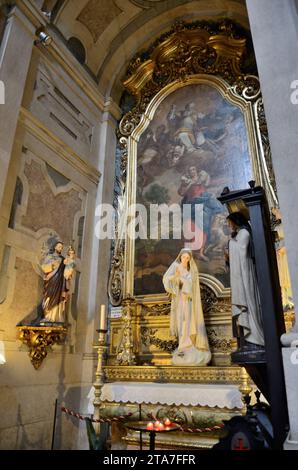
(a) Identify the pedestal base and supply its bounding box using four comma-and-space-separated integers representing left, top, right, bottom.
231, 347, 266, 364
284, 432, 298, 450
91, 379, 244, 450
282, 346, 298, 446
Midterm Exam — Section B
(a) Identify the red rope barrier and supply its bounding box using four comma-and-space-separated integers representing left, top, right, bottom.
61, 407, 225, 433
176, 424, 225, 433
61, 406, 133, 423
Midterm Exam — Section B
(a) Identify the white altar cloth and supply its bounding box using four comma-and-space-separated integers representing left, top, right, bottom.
97, 382, 243, 410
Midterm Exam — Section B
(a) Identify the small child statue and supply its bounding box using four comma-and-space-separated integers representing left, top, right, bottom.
64, 246, 76, 283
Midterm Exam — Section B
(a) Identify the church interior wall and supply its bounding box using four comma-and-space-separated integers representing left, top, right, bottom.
0, 4, 110, 448
0, 0, 296, 451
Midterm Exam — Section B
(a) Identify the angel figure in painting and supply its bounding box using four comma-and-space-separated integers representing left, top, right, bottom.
226, 212, 264, 349
163, 248, 211, 366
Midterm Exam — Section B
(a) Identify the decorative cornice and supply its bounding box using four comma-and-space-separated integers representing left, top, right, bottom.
16, 0, 121, 120
16, 0, 47, 29
103, 98, 122, 121
19, 107, 101, 185
45, 38, 106, 111
104, 365, 242, 384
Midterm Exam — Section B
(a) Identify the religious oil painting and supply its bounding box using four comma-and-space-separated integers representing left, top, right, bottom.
134, 83, 253, 295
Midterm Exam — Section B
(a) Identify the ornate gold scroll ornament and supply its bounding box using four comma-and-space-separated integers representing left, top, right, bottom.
17, 325, 67, 369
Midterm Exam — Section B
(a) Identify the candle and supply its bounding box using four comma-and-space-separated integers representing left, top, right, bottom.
154, 420, 160, 428
146, 422, 154, 430
157, 423, 165, 430
164, 418, 171, 426
99, 304, 106, 330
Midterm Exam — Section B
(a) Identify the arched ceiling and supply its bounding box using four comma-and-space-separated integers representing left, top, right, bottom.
38, 0, 250, 102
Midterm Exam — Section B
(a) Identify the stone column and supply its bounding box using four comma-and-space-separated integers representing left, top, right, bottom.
0, 5, 35, 209
246, 0, 298, 449
88, 105, 119, 334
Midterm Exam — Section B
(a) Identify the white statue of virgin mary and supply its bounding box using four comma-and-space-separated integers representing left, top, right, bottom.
163, 248, 211, 366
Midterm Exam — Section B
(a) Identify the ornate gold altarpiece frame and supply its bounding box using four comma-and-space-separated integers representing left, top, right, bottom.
106, 21, 277, 385
93, 20, 284, 449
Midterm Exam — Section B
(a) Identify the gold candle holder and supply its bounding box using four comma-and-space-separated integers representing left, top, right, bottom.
93, 327, 107, 434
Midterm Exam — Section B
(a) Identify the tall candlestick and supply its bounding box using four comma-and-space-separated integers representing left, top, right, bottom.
99, 304, 106, 331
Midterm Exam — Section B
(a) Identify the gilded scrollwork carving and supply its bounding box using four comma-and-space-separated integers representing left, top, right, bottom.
212, 297, 232, 314
116, 296, 136, 365
284, 309, 295, 332
140, 325, 233, 355
200, 284, 218, 314
232, 75, 260, 101
141, 326, 178, 353
108, 140, 128, 306
256, 98, 278, 200
141, 302, 171, 316
17, 326, 67, 369
119, 20, 250, 138
108, 240, 124, 306
118, 136, 129, 176
207, 328, 233, 353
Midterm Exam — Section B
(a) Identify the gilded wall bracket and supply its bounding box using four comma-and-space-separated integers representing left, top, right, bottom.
17, 325, 67, 369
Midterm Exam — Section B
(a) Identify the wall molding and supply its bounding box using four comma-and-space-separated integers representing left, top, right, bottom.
17, 0, 121, 120
19, 107, 101, 185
